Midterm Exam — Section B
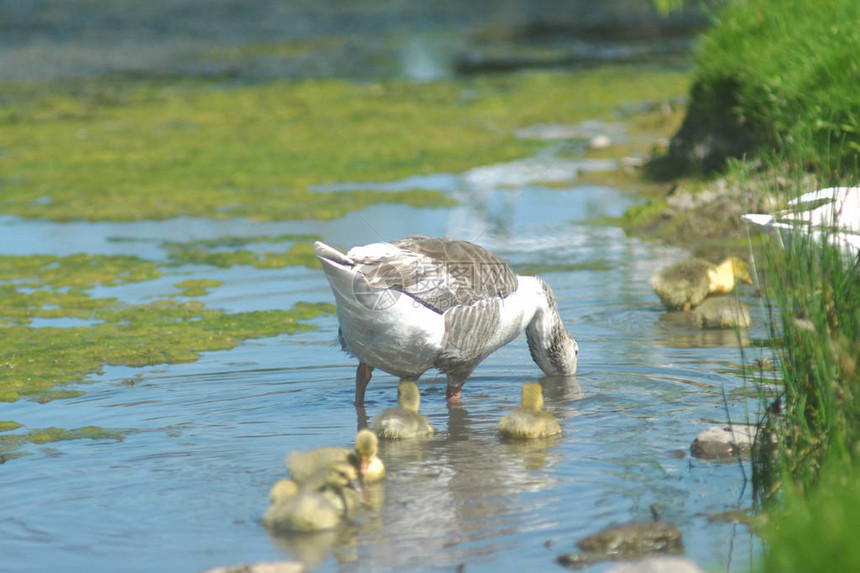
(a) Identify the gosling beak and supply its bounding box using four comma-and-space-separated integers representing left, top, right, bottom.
346, 477, 362, 494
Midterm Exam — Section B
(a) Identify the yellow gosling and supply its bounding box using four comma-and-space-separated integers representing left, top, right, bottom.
269, 478, 300, 504
286, 429, 385, 483
499, 382, 562, 439
263, 461, 360, 533
352, 428, 386, 482
650, 257, 752, 311
286, 446, 351, 483
710, 256, 753, 295
372, 381, 435, 440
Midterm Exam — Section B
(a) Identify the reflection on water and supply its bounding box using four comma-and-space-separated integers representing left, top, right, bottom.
0, 176, 764, 573
654, 310, 753, 348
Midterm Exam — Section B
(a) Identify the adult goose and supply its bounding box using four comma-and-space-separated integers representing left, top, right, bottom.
742, 186, 860, 258
314, 236, 579, 405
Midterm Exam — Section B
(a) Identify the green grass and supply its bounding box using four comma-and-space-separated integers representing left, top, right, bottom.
694, 0, 860, 171
748, 186, 860, 572
753, 229, 860, 498
760, 463, 860, 573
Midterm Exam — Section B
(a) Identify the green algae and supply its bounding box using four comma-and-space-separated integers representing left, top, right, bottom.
163, 236, 322, 269
0, 249, 336, 402
0, 299, 334, 402
173, 279, 224, 297
0, 66, 689, 222
0, 421, 21, 433
0, 254, 160, 288
27, 425, 128, 445
0, 424, 131, 458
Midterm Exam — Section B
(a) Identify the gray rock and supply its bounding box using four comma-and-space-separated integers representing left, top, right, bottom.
556, 520, 683, 570
202, 562, 307, 573
690, 425, 756, 460
693, 297, 751, 329
606, 556, 706, 573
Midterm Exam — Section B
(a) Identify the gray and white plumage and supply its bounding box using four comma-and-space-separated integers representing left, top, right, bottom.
314, 236, 579, 404
742, 186, 860, 258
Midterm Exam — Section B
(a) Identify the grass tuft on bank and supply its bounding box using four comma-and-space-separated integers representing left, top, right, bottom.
655, 0, 859, 177
753, 231, 860, 498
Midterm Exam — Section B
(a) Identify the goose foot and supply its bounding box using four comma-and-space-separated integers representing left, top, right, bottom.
446, 384, 462, 403
355, 363, 373, 406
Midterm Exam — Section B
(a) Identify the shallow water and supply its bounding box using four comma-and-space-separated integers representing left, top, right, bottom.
0, 173, 771, 572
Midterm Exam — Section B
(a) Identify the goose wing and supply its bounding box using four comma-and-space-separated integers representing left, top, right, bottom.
348, 236, 519, 313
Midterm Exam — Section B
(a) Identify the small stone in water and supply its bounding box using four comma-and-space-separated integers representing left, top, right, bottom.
556, 520, 683, 570
589, 135, 612, 149
690, 425, 755, 460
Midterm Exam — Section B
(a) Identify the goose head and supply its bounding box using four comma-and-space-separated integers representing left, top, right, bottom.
526, 278, 579, 376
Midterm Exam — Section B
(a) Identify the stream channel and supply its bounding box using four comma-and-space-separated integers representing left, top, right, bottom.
0, 158, 770, 572
0, 2, 771, 571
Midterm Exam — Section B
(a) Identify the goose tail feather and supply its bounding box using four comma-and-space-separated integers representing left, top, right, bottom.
315, 241, 355, 268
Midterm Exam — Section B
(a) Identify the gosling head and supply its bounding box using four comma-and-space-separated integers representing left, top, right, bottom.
520, 382, 545, 412
323, 460, 360, 492
397, 381, 421, 412
353, 428, 379, 476
727, 256, 753, 284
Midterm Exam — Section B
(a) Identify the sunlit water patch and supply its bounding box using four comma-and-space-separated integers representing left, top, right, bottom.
0, 178, 766, 573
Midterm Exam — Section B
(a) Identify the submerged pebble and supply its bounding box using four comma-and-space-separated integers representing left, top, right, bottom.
556, 520, 683, 570
690, 425, 756, 460
605, 556, 705, 573
692, 297, 751, 329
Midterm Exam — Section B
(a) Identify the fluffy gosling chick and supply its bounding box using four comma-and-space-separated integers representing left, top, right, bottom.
650, 257, 752, 311
499, 382, 562, 439
287, 429, 385, 483
263, 461, 359, 533
372, 381, 435, 439
269, 478, 300, 504
352, 428, 386, 481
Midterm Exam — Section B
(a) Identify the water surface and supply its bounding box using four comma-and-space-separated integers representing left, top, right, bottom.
0, 177, 768, 573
